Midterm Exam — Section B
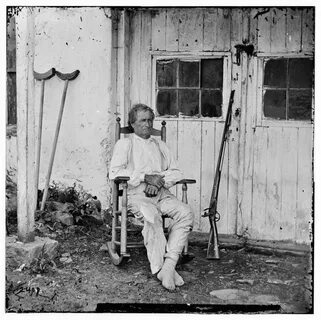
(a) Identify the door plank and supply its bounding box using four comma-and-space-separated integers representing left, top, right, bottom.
257, 9, 271, 52
280, 127, 298, 240
265, 127, 283, 240
270, 8, 286, 52
165, 8, 179, 51
151, 9, 166, 51
301, 8, 314, 52
200, 121, 216, 232
140, 12, 152, 105
130, 10, 142, 104
177, 121, 202, 230
203, 8, 218, 51
251, 127, 268, 239
216, 8, 231, 51
296, 127, 313, 243
286, 8, 302, 52
178, 8, 203, 52
249, 8, 258, 48
214, 122, 229, 234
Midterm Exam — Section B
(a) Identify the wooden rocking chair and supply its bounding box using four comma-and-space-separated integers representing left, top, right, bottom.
107, 117, 196, 266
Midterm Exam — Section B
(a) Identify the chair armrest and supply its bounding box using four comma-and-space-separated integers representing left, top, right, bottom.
176, 179, 196, 184
114, 176, 130, 183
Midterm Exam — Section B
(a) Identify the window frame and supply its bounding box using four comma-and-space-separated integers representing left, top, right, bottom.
151, 52, 232, 122
256, 53, 314, 128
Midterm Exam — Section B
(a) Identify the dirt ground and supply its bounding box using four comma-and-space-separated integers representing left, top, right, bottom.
5, 220, 312, 314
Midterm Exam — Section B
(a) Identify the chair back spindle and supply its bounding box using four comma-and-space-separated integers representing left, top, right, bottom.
161, 121, 166, 142
116, 117, 121, 141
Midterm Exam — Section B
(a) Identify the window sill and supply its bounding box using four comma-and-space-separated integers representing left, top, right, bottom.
257, 119, 313, 128
6, 125, 17, 138
155, 116, 225, 123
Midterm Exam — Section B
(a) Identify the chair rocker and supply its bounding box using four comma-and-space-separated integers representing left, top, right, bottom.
107, 117, 196, 266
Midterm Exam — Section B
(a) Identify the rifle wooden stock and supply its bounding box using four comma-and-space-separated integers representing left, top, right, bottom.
205, 90, 235, 260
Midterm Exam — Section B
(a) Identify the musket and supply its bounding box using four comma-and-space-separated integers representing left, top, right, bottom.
203, 90, 235, 259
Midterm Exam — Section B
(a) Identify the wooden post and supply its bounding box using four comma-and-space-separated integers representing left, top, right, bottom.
114, 9, 130, 125
16, 7, 36, 242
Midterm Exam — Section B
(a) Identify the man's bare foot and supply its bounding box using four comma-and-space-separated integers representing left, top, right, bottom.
157, 267, 175, 290
157, 269, 184, 289
174, 271, 184, 287
157, 258, 178, 291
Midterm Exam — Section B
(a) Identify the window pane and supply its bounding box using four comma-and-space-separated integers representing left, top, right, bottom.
201, 59, 223, 89
289, 59, 313, 88
156, 90, 177, 116
156, 60, 177, 87
288, 90, 312, 120
179, 61, 199, 87
264, 59, 287, 87
178, 89, 199, 116
263, 90, 286, 119
201, 90, 222, 117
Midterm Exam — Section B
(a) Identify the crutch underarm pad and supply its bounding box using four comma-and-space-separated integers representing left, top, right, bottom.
176, 179, 196, 184
114, 176, 130, 183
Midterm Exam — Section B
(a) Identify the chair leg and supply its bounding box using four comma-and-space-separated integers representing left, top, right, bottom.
107, 242, 127, 265
180, 182, 195, 263
107, 182, 130, 266
120, 182, 129, 256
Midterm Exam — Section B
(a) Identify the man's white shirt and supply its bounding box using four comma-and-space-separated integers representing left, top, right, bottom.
109, 133, 183, 191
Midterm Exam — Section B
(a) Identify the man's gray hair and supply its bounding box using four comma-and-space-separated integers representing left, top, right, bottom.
128, 103, 155, 125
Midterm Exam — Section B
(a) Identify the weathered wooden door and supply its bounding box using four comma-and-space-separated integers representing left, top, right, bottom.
236, 8, 314, 243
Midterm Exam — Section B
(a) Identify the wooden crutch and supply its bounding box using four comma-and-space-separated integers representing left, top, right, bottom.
40, 70, 80, 211
33, 68, 56, 197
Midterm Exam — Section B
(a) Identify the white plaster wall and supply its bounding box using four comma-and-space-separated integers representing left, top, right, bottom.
31, 7, 115, 207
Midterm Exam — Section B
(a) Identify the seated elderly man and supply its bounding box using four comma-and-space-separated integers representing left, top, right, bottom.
109, 103, 194, 291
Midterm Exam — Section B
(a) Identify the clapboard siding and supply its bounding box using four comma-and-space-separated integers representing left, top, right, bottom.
123, 7, 314, 243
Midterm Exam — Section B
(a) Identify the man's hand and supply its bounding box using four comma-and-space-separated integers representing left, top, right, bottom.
144, 184, 159, 197
144, 174, 165, 189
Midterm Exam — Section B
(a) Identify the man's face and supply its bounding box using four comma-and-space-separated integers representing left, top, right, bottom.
131, 110, 154, 139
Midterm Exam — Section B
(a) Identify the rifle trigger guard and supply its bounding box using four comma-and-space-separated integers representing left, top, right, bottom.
202, 208, 210, 217
202, 208, 220, 222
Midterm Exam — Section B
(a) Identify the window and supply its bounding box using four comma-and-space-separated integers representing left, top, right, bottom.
263, 58, 314, 121
155, 58, 224, 118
